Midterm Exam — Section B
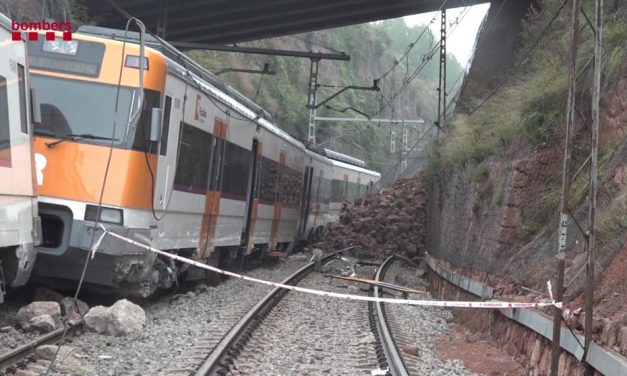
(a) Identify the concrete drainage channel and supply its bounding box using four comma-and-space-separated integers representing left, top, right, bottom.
425, 254, 627, 375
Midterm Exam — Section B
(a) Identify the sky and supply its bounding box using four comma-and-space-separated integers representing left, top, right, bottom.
404, 3, 491, 66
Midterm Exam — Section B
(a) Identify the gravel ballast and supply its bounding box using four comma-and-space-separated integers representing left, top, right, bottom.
37, 256, 310, 375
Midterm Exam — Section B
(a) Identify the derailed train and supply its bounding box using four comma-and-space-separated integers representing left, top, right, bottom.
0, 14, 41, 303
21, 24, 381, 297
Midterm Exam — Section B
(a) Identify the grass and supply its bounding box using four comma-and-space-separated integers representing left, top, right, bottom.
518, 219, 543, 242
473, 165, 490, 184
431, 0, 627, 178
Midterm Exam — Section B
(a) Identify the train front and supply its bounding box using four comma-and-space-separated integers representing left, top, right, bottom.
28, 32, 169, 296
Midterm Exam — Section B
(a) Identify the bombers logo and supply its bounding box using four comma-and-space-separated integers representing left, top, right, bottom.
11, 20, 72, 41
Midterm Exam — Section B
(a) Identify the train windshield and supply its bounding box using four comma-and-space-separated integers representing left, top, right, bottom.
31, 75, 160, 151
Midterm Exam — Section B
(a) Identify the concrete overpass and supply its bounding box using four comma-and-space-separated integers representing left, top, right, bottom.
86, 0, 489, 44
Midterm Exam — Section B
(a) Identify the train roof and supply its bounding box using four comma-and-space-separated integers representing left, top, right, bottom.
0, 12, 12, 31
75, 25, 380, 177
329, 158, 381, 177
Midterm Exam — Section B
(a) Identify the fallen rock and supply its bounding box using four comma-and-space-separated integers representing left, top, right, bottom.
403, 344, 420, 357
84, 299, 145, 336
16, 301, 61, 328
84, 305, 111, 335
60, 297, 89, 322
21, 314, 56, 333
358, 333, 376, 345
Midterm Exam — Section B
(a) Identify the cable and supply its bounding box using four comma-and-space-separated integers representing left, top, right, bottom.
380, 124, 436, 181
254, 71, 265, 101
44, 17, 146, 376
373, 6, 473, 119
375, 0, 451, 82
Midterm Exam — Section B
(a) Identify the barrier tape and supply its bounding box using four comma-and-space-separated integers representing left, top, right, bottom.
98, 225, 562, 309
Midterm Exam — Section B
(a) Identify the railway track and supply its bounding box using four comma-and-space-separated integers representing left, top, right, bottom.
369, 255, 409, 376
194, 249, 351, 375
196, 252, 417, 376
0, 322, 81, 374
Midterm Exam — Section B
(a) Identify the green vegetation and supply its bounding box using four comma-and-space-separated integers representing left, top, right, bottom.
431, 0, 627, 175
426, 0, 627, 239
473, 164, 490, 184
188, 20, 463, 173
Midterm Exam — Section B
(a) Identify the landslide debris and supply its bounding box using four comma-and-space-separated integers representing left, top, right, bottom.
313, 174, 427, 258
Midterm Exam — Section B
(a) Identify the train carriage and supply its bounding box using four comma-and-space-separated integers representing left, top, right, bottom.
29, 25, 380, 296
0, 13, 41, 302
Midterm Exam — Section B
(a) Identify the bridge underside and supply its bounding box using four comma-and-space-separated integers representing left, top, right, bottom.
86, 0, 487, 44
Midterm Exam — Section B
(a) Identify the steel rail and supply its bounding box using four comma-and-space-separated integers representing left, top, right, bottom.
194, 247, 352, 376
0, 321, 81, 371
373, 255, 409, 376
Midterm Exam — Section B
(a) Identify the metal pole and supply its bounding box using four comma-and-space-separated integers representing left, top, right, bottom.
307, 58, 320, 145
584, 0, 603, 372
551, 1, 581, 374
436, 9, 447, 137
401, 122, 408, 172
441, 9, 447, 131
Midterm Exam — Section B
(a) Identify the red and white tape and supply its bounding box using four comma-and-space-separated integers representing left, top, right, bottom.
98, 225, 562, 309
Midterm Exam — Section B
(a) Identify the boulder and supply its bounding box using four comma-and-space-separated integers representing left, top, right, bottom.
21, 315, 56, 333
60, 297, 89, 322
84, 299, 145, 336
84, 306, 111, 334
16, 301, 61, 328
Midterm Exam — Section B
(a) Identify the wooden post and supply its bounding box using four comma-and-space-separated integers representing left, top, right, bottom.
584, 0, 603, 373
551, 0, 582, 374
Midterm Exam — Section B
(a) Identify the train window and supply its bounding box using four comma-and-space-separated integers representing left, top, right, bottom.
331, 179, 343, 202
259, 156, 279, 205
279, 166, 303, 208
159, 96, 172, 156
17, 65, 28, 134
222, 142, 251, 200
31, 75, 130, 146
0, 75, 10, 165
131, 89, 161, 153
173, 122, 212, 194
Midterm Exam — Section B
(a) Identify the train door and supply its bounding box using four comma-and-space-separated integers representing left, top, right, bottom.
241, 139, 260, 254
198, 118, 226, 260
153, 94, 174, 215
298, 166, 314, 236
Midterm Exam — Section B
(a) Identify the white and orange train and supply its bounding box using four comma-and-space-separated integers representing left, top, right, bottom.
0, 13, 41, 303
25, 25, 380, 296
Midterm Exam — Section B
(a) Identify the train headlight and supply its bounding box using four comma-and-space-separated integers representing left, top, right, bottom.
85, 205, 124, 225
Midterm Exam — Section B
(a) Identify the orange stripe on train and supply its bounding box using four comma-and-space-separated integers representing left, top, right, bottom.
246, 141, 263, 253
33, 138, 157, 209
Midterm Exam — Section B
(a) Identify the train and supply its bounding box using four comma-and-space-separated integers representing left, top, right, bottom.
11, 21, 380, 297
0, 13, 41, 303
